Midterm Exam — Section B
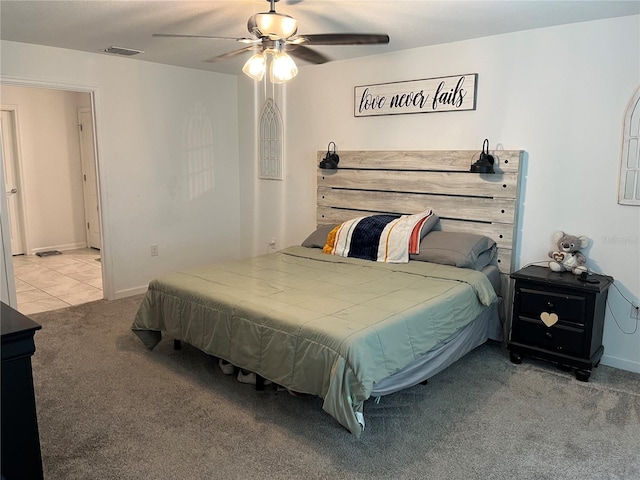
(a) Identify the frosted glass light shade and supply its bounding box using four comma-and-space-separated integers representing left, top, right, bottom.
248, 12, 298, 39
270, 52, 298, 83
242, 53, 266, 81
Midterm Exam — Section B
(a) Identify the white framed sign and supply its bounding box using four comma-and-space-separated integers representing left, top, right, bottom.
354, 73, 477, 117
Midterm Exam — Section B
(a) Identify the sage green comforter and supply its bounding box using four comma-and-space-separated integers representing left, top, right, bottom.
131, 246, 497, 437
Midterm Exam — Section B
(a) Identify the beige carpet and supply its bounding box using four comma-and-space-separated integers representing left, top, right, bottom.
29, 295, 640, 480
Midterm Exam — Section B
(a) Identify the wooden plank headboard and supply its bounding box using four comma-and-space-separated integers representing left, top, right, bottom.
316, 150, 525, 299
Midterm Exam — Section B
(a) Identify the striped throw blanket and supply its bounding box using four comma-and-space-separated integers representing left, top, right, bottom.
324, 210, 435, 263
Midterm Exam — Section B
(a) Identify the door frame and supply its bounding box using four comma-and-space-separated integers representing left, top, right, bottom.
0, 76, 112, 300
1, 106, 29, 256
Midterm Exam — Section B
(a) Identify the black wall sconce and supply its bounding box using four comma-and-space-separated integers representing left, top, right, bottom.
470, 138, 495, 174
319, 141, 340, 169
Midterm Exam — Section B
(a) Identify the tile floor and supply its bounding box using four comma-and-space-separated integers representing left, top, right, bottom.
12, 248, 103, 315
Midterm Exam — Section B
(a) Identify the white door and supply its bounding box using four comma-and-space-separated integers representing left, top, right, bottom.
0, 142, 17, 307
78, 107, 101, 250
1, 109, 25, 255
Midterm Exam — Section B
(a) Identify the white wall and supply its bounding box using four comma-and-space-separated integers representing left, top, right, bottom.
1, 86, 90, 254
237, 81, 295, 255
238, 16, 640, 372
1, 41, 242, 299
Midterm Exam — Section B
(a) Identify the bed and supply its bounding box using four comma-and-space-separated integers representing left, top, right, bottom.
131, 148, 525, 437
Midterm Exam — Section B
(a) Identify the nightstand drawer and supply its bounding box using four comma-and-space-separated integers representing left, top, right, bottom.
513, 317, 585, 356
517, 288, 586, 326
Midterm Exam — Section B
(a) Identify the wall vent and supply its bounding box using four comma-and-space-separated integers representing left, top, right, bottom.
102, 46, 144, 56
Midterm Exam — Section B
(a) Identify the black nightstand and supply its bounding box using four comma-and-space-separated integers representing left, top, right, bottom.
507, 265, 613, 381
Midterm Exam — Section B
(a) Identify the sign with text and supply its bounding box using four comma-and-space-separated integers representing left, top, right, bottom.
354, 73, 478, 117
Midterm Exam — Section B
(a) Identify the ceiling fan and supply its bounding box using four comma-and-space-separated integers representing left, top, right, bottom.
153, 0, 390, 83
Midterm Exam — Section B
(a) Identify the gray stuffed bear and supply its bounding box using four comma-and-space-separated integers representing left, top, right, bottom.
548, 231, 590, 275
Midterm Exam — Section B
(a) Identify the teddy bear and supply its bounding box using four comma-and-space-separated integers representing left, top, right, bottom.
548, 231, 590, 274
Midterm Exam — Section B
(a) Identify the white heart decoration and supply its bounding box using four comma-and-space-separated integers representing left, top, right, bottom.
540, 311, 559, 327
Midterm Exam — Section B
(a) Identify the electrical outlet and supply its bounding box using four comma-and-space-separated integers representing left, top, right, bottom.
150, 244, 159, 257
631, 303, 639, 320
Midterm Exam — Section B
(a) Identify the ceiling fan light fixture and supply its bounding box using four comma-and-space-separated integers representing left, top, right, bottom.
270, 51, 298, 83
242, 52, 267, 81
249, 12, 298, 40
154, 0, 391, 82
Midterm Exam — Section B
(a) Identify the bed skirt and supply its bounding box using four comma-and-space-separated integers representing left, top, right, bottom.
372, 301, 502, 396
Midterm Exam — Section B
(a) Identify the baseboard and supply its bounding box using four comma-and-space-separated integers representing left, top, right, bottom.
30, 242, 88, 255
601, 354, 640, 374
113, 285, 148, 300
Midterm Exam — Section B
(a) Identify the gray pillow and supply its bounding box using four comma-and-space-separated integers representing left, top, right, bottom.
410, 231, 497, 270
301, 224, 338, 249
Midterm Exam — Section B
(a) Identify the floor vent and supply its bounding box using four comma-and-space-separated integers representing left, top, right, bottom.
102, 46, 144, 56
36, 250, 62, 257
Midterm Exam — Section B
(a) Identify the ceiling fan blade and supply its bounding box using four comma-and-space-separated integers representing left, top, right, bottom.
203, 46, 259, 63
286, 45, 331, 64
153, 33, 257, 44
295, 33, 390, 46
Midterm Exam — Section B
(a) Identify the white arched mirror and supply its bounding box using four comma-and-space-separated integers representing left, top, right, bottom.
259, 98, 283, 180
619, 86, 640, 205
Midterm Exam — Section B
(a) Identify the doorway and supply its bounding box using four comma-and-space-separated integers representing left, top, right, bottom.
0, 85, 105, 314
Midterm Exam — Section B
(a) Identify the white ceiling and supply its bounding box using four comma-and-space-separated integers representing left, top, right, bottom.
1, 0, 639, 76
